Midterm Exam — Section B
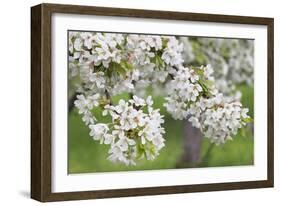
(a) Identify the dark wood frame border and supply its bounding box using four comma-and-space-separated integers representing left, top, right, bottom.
31, 3, 274, 202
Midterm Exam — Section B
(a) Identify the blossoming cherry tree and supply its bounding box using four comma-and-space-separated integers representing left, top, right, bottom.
69, 32, 252, 166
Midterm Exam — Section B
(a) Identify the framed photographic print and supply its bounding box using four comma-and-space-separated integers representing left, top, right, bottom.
31, 3, 274, 202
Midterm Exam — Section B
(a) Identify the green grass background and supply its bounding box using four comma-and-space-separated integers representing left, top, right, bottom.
68, 85, 254, 174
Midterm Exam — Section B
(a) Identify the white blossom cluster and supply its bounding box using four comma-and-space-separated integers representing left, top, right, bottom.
124, 35, 184, 96
69, 31, 252, 165
188, 94, 251, 145
91, 96, 165, 165
74, 93, 102, 126
164, 65, 216, 120
163, 64, 251, 144
69, 32, 184, 96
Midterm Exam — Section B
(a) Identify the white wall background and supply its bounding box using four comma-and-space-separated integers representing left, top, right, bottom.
0, 0, 279, 205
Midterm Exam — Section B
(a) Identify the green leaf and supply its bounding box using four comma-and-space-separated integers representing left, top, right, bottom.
136, 140, 145, 159
95, 64, 106, 72
194, 68, 204, 76
198, 78, 212, 97
152, 54, 165, 69
157, 55, 165, 68
120, 60, 133, 71
162, 38, 168, 48
116, 66, 126, 76
243, 117, 254, 123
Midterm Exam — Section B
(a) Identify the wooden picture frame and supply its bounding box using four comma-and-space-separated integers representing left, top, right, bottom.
31, 3, 274, 202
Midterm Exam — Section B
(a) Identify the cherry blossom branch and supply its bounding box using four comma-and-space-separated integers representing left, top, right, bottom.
69, 31, 253, 165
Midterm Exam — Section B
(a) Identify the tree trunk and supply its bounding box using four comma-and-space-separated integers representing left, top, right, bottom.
176, 119, 203, 168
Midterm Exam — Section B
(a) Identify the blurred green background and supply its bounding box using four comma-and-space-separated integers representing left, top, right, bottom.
68, 85, 254, 174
